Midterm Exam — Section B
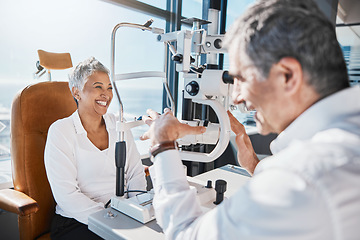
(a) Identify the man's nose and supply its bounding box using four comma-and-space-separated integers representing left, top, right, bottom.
232, 92, 245, 105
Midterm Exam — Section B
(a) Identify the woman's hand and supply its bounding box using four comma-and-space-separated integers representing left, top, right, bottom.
140, 108, 206, 146
227, 111, 259, 175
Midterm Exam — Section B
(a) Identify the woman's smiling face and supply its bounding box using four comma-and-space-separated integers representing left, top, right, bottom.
77, 71, 113, 117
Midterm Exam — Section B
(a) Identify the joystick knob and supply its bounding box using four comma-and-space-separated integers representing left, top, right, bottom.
185, 81, 199, 96
213, 179, 227, 205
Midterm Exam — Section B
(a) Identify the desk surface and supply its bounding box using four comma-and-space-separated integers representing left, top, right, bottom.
89, 209, 163, 240
88, 165, 250, 240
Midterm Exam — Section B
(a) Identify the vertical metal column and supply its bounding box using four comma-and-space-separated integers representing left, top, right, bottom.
163, 0, 182, 113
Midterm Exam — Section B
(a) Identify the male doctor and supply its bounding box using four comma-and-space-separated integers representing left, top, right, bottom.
141, 0, 360, 239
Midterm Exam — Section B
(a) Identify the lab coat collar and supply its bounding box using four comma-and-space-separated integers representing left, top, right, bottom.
72, 110, 115, 135
270, 85, 360, 154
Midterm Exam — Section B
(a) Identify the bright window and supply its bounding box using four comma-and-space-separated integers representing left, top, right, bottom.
0, 0, 165, 187
182, 0, 202, 19
336, 17, 360, 86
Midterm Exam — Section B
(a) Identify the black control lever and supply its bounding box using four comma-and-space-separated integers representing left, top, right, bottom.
213, 179, 227, 205
115, 141, 126, 196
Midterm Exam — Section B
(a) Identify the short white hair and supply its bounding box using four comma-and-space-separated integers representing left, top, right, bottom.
68, 56, 109, 93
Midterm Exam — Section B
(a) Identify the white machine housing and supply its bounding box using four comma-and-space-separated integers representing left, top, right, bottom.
110, 12, 234, 224
111, 178, 217, 224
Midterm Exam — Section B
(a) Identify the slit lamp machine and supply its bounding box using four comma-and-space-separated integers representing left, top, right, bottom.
108, 7, 239, 224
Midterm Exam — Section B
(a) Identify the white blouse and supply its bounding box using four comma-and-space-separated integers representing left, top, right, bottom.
44, 110, 146, 224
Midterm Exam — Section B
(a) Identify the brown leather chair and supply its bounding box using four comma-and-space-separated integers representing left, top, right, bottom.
0, 81, 77, 239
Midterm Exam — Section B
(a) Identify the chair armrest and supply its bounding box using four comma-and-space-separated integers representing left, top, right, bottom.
0, 189, 39, 216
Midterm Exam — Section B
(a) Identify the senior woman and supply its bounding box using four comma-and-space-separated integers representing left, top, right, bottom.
44, 57, 146, 239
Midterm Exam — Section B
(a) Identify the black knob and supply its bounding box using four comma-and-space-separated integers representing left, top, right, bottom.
36, 61, 43, 71
213, 179, 227, 205
172, 54, 183, 63
206, 180, 212, 188
222, 71, 234, 84
185, 81, 199, 96
214, 38, 222, 49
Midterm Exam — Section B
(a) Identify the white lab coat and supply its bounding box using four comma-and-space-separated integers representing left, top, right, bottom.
150, 86, 360, 240
44, 110, 146, 224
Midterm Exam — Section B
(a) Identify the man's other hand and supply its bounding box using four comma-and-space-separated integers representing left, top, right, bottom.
227, 111, 259, 175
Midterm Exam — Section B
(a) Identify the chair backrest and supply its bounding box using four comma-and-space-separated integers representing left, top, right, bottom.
11, 81, 77, 239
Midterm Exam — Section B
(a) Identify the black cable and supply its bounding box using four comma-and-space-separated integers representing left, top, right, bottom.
125, 190, 148, 194
105, 199, 111, 208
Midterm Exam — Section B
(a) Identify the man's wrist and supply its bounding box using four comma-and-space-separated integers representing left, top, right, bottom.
150, 141, 178, 157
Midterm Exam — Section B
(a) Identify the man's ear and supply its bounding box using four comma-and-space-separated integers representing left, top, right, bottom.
277, 57, 303, 95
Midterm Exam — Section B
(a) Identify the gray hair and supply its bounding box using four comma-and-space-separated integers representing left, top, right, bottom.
224, 0, 349, 98
68, 57, 109, 93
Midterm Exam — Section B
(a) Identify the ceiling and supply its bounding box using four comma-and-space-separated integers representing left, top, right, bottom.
338, 0, 360, 24
336, 0, 360, 46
